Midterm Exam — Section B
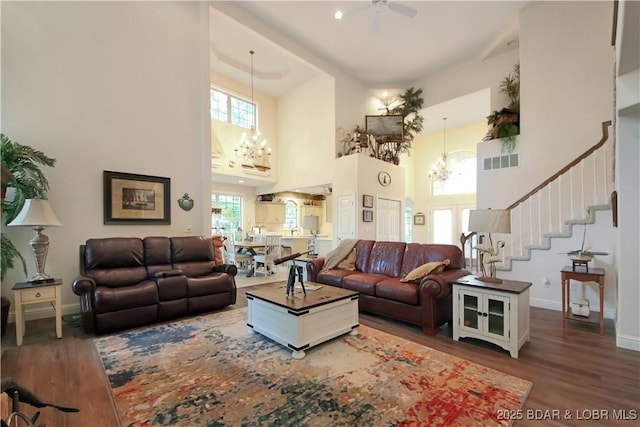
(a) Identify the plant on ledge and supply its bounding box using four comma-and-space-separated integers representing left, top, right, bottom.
378, 87, 424, 164
0, 134, 56, 280
485, 63, 520, 153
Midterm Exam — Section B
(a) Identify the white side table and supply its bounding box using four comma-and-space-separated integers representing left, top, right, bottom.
12, 279, 63, 346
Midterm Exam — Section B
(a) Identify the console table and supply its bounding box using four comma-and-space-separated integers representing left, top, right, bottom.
12, 279, 63, 346
561, 266, 606, 335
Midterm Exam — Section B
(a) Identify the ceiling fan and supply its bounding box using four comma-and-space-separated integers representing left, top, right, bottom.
370, 0, 418, 33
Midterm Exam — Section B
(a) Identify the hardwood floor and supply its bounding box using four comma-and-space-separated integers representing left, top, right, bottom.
1, 284, 638, 426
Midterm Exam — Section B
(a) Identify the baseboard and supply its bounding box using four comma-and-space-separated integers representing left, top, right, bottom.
616, 334, 640, 352
530, 298, 562, 312
7, 302, 81, 324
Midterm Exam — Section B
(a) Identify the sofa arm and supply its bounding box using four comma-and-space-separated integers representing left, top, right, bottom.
72, 276, 96, 295
306, 258, 325, 282
212, 263, 238, 277
419, 269, 471, 300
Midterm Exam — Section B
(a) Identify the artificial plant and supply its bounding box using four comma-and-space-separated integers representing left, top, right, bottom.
487, 63, 520, 152
380, 87, 425, 162
1, 133, 56, 280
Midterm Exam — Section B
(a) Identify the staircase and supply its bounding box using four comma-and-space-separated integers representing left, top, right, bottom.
477, 121, 614, 271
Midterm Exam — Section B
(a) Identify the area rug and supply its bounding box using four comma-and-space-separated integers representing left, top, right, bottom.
94, 308, 532, 426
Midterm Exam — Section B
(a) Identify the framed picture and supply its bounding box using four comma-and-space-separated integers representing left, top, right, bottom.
363, 209, 374, 222
103, 170, 171, 224
365, 115, 404, 143
414, 213, 426, 226
363, 194, 374, 208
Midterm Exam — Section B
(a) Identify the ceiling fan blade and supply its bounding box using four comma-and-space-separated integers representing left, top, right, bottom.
388, 1, 417, 18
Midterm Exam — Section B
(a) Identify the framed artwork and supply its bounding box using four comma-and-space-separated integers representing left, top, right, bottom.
414, 213, 426, 226
103, 170, 171, 224
363, 194, 374, 208
365, 115, 404, 143
363, 209, 374, 222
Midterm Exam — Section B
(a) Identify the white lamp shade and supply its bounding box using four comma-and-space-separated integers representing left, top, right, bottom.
8, 199, 62, 227
468, 209, 510, 234
303, 215, 319, 231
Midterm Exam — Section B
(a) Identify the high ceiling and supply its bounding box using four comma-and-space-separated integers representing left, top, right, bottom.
209, 1, 529, 192
211, 1, 527, 96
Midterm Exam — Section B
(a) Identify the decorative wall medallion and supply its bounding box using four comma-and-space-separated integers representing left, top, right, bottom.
228, 160, 235, 168
178, 193, 194, 211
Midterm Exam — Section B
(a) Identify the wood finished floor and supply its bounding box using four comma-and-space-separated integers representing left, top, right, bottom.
1, 284, 638, 426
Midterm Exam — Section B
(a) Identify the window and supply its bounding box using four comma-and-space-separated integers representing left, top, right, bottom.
210, 88, 255, 130
212, 194, 243, 232
432, 151, 476, 196
284, 200, 298, 229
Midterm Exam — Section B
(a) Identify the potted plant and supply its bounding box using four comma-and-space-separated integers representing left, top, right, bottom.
486, 63, 520, 152
1, 134, 56, 280
381, 87, 425, 163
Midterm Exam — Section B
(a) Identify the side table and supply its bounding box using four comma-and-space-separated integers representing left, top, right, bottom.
12, 279, 63, 346
452, 275, 532, 358
561, 266, 606, 335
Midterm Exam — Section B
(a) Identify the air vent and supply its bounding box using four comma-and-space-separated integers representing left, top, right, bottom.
483, 154, 519, 171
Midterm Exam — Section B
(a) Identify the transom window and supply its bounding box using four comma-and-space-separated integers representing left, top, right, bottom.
432, 151, 476, 196
210, 88, 255, 130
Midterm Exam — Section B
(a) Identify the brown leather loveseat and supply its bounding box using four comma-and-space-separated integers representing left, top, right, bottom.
307, 240, 469, 335
72, 236, 237, 334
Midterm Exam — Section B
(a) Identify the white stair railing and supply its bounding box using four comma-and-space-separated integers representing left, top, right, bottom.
494, 121, 613, 269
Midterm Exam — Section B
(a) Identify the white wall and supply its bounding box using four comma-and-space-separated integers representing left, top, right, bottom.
478, 1, 614, 209
1, 2, 210, 319
267, 73, 335, 193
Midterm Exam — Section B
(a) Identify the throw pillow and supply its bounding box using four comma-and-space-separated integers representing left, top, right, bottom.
211, 235, 225, 265
400, 259, 450, 283
336, 248, 356, 270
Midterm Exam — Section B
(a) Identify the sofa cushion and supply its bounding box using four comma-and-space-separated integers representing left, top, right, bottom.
366, 241, 406, 277
144, 236, 173, 276
343, 273, 389, 296
93, 280, 158, 314
375, 278, 419, 305
187, 273, 235, 297
171, 236, 217, 277
401, 259, 450, 283
84, 238, 148, 287
317, 269, 358, 287
400, 243, 464, 278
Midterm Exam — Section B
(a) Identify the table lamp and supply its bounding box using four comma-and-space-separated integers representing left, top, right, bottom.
303, 215, 319, 256
468, 209, 511, 283
8, 199, 62, 283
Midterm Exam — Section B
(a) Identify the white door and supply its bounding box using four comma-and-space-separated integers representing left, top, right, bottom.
376, 197, 401, 241
337, 193, 355, 241
429, 204, 473, 244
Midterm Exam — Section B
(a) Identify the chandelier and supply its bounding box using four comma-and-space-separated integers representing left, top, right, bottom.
235, 50, 271, 170
428, 117, 452, 182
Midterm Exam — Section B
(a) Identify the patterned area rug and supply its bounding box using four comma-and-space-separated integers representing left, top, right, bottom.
95, 308, 532, 426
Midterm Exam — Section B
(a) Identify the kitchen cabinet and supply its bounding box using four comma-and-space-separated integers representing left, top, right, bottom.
255, 202, 285, 224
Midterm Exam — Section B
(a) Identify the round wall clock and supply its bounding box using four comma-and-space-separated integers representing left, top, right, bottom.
378, 171, 391, 186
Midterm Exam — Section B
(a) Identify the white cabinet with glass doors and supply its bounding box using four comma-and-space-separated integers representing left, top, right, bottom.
452, 276, 531, 358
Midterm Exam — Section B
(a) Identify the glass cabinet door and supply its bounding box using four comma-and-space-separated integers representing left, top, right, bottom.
484, 294, 510, 341
461, 291, 481, 332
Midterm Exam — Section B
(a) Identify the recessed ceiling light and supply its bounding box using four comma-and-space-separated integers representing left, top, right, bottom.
334, 10, 343, 20
238, 180, 244, 183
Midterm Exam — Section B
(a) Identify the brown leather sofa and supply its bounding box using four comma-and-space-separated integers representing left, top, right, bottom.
306, 240, 470, 335
72, 236, 237, 334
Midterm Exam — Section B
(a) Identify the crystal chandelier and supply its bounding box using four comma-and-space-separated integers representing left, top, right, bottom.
235, 50, 271, 170
428, 117, 452, 182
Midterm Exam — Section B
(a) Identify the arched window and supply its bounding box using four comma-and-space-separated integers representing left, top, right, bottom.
284, 200, 298, 229
432, 151, 476, 196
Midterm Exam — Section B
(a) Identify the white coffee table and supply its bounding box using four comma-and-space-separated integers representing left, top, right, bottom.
246, 282, 359, 359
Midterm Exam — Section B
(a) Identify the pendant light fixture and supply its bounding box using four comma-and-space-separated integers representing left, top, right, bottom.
428, 117, 452, 182
234, 50, 271, 170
